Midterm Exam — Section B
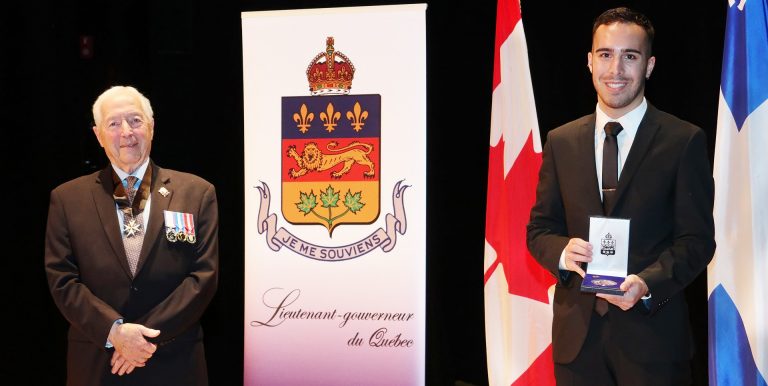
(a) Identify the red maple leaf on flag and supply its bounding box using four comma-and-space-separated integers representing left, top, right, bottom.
485, 134, 553, 302
483, 1, 557, 385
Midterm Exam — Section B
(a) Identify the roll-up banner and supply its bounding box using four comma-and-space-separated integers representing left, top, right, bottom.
242, 5, 426, 385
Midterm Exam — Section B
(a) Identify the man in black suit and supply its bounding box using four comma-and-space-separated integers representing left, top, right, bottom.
45, 85, 218, 385
527, 7, 715, 385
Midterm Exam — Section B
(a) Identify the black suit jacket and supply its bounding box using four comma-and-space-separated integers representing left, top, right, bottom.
527, 105, 715, 364
45, 161, 218, 386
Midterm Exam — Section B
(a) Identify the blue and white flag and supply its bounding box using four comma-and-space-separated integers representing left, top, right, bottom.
708, 0, 768, 385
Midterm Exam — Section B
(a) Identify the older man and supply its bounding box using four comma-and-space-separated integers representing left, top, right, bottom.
45, 86, 218, 385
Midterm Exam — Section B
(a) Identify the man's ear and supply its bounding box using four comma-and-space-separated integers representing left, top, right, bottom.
587, 52, 593, 74
645, 56, 656, 79
92, 125, 104, 147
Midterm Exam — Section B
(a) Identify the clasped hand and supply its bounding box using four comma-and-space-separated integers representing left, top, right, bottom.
108, 322, 161, 376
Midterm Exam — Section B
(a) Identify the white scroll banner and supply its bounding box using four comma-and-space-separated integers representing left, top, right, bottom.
256, 180, 409, 260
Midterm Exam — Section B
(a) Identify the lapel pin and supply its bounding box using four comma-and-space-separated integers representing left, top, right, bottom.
158, 187, 170, 197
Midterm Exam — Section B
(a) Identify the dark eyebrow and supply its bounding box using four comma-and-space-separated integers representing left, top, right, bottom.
594, 47, 643, 55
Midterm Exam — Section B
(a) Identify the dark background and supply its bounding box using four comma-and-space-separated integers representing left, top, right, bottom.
1, 1, 725, 385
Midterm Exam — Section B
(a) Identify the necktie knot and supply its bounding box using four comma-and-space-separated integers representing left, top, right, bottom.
604, 122, 624, 137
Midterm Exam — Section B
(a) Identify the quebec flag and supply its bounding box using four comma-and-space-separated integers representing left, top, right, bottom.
707, 0, 768, 385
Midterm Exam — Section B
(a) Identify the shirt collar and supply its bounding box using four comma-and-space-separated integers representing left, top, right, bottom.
112, 158, 150, 183
595, 98, 648, 137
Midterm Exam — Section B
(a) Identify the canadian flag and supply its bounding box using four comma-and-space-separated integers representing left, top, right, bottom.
483, 0, 556, 385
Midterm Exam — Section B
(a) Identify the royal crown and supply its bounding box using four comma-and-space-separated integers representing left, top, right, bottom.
306, 37, 355, 95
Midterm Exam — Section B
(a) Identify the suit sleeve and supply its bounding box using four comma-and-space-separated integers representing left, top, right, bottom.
135, 183, 219, 341
637, 129, 715, 313
44, 189, 122, 347
527, 132, 571, 282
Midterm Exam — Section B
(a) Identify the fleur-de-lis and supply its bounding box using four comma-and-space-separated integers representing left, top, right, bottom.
293, 103, 314, 133
346, 101, 368, 132
320, 102, 341, 132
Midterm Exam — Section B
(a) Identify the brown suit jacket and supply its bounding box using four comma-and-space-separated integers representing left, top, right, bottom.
45, 161, 218, 386
527, 105, 715, 364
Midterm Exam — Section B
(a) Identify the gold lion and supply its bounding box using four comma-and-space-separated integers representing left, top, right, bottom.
286, 141, 375, 179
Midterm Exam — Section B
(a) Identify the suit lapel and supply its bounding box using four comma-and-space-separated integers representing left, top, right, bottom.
613, 105, 662, 214
135, 162, 172, 275
577, 115, 604, 212
92, 167, 134, 278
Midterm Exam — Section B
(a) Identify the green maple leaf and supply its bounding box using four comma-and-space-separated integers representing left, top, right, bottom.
320, 185, 339, 208
344, 190, 365, 213
296, 191, 317, 214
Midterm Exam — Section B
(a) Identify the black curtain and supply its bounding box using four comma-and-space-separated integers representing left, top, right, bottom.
1, 1, 724, 384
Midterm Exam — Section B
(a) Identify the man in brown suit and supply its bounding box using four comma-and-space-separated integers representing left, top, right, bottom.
45, 85, 218, 385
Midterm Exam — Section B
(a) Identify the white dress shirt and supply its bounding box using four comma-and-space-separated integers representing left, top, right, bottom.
594, 98, 647, 200
559, 99, 648, 270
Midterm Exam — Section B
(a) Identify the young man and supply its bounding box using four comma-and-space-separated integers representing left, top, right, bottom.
527, 8, 715, 385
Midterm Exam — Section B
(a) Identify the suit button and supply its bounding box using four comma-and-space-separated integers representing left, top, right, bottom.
131, 286, 139, 292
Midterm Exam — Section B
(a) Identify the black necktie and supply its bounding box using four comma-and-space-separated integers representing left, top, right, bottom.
602, 122, 623, 215
595, 122, 623, 316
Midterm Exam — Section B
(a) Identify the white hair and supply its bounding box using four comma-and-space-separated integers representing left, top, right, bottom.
92, 86, 154, 126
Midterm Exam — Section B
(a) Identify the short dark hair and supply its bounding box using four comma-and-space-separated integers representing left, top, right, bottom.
592, 7, 655, 54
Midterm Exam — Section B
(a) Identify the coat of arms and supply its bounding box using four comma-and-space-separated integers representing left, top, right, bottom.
281, 37, 380, 235
600, 233, 616, 256
256, 37, 407, 261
